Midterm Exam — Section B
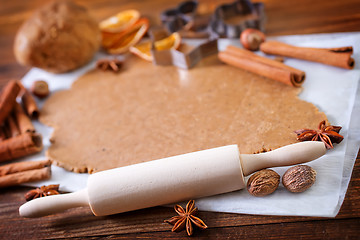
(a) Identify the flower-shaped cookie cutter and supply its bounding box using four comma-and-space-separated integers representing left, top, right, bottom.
160, 0, 198, 33
208, 0, 265, 38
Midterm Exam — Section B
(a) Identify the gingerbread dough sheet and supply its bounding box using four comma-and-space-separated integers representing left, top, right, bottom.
40, 55, 326, 173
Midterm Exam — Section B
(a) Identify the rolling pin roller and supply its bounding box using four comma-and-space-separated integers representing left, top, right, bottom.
19, 141, 326, 217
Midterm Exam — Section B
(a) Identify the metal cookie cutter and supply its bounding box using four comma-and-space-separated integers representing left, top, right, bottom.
160, 0, 198, 33
160, 0, 211, 39
149, 28, 218, 69
208, 0, 265, 38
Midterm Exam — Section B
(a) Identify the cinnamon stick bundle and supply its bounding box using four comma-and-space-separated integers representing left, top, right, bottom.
218, 45, 305, 87
260, 41, 354, 69
0, 159, 51, 176
0, 132, 43, 162
0, 80, 21, 125
13, 102, 35, 133
0, 166, 51, 188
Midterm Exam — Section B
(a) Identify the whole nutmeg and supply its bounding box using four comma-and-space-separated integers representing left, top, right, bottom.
282, 165, 316, 193
31, 80, 50, 99
240, 28, 266, 51
247, 169, 280, 197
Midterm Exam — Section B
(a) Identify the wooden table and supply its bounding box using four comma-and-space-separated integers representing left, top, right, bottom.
1, 0, 360, 238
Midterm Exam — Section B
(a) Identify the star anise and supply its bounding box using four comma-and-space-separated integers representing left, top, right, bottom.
25, 184, 60, 201
164, 200, 208, 236
294, 120, 343, 149
96, 58, 123, 73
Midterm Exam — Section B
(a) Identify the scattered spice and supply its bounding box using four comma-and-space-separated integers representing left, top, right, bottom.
294, 120, 343, 149
282, 165, 316, 193
96, 58, 123, 73
253, 147, 271, 154
13, 102, 35, 133
0, 132, 43, 163
6, 114, 20, 138
0, 166, 50, 188
240, 28, 266, 51
247, 169, 280, 197
19, 82, 40, 119
260, 41, 354, 69
31, 80, 50, 99
25, 184, 60, 201
164, 199, 208, 236
0, 159, 51, 176
218, 45, 305, 87
0, 80, 21, 125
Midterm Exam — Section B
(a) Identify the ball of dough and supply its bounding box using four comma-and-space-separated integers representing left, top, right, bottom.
14, 0, 100, 73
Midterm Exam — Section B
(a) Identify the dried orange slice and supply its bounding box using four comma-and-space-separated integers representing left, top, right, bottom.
103, 18, 150, 54
101, 31, 121, 49
129, 32, 181, 61
99, 9, 140, 33
155, 32, 181, 50
129, 41, 153, 61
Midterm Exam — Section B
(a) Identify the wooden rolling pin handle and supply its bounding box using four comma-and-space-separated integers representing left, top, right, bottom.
240, 141, 326, 176
19, 189, 89, 218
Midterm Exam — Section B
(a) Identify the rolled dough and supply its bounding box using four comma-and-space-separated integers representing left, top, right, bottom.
40, 55, 327, 173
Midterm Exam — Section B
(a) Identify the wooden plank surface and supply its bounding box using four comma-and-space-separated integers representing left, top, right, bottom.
0, 0, 360, 239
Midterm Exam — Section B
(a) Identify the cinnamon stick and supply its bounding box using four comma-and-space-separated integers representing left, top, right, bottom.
0, 159, 51, 176
0, 132, 43, 162
0, 80, 21, 125
3, 121, 12, 138
18, 82, 39, 119
0, 166, 51, 188
13, 102, 35, 133
0, 127, 7, 141
218, 45, 305, 87
260, 41, 354, 69
6, 113, 20, 138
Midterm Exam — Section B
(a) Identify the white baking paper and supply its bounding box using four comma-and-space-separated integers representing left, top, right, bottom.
19, 32, 360, 217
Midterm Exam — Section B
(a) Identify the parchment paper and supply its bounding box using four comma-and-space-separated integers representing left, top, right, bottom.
20, 32, 360, 217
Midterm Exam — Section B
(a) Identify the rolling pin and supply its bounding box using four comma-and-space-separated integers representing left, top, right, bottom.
19, 141, 326, 218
